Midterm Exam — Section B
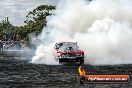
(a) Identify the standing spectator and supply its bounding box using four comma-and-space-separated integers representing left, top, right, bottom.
0, 40, 3, 51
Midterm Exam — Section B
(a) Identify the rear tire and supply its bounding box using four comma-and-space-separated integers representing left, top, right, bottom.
59, 58, 62, 64
80, 59, 84, 65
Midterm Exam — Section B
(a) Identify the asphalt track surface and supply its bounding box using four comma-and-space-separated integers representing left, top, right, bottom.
0, 52, 132, 88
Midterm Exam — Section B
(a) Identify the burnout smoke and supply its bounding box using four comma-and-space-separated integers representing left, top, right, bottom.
32, 0, 132, 65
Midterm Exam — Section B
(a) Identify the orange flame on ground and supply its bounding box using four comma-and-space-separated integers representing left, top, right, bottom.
78, 66, 86, 76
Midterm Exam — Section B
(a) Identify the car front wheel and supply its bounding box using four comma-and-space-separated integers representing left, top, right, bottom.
59, 58, 62, 64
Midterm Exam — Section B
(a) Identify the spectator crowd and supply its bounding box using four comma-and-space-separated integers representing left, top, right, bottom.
0, 40, 32, 51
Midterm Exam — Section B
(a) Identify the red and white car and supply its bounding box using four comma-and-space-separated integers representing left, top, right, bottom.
54, 42, 84, 64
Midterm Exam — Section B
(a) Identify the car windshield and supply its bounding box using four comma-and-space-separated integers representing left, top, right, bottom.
58, 42, 79, 51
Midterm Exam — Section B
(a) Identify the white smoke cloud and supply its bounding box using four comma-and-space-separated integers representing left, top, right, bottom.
32, 44, 58, 64
32, 0, 132, 65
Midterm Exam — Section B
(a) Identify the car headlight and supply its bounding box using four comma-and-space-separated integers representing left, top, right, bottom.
61, 55, 66, 58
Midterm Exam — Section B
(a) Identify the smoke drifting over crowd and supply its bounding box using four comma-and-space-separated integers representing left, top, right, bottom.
32, 0, 132, 65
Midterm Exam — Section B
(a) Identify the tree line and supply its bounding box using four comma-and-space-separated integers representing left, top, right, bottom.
0, 5, 56, 43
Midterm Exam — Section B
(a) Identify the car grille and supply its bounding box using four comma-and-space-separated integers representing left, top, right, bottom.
63, 53, 76, 57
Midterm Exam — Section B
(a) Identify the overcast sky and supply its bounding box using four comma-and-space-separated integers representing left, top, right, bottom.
0, 0, 58, 26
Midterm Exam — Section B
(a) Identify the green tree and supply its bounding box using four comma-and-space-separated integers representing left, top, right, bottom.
0, 4, 56, 42
22, 4, 55, 40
